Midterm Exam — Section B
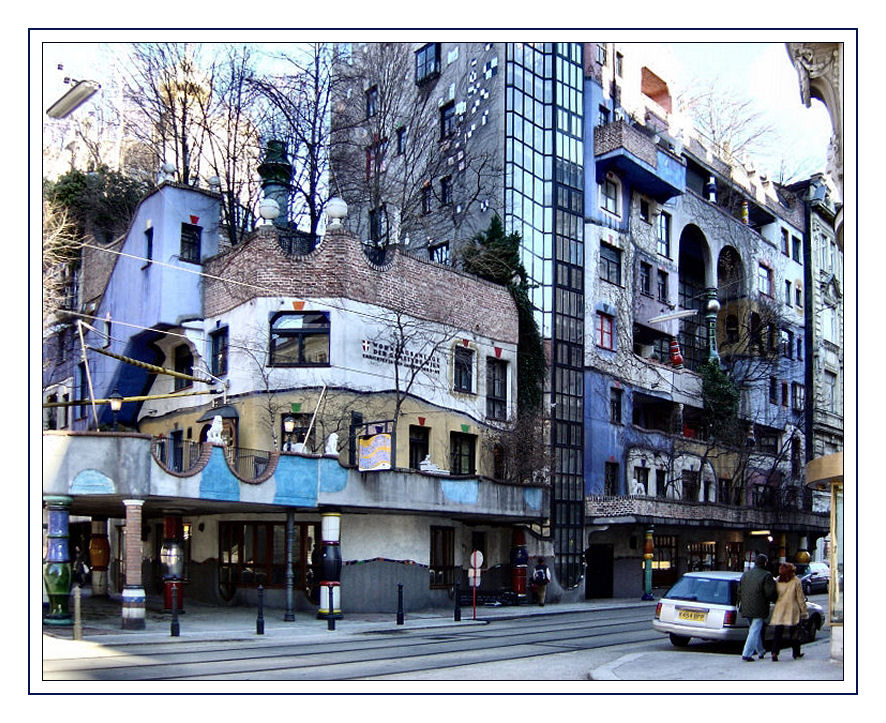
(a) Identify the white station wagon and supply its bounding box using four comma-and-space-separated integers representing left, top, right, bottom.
652, 570, 823, 647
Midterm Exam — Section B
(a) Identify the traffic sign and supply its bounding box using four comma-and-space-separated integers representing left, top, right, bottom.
470, 550, 484, 569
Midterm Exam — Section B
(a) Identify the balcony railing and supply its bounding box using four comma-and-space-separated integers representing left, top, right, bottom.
227, 447, 271, 480
586, 493, 828, 530
152, 436, 203, 474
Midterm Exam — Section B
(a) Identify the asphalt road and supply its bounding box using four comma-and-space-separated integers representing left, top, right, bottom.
43, 606, 660, 681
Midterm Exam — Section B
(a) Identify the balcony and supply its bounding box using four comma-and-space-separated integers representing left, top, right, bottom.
594, 120, 685, 202
586, 493, 829, 533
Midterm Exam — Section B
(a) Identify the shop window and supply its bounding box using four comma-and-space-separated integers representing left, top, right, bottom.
218, 521, 317, 593
429, 526, 455, 588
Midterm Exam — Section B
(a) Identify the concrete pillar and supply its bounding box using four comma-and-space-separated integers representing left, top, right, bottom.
121, 499, 146, 630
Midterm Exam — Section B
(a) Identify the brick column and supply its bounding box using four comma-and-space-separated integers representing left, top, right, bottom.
121, 499, 146, 630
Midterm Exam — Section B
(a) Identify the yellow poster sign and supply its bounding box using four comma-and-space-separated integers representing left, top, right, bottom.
358, 434, 392, 472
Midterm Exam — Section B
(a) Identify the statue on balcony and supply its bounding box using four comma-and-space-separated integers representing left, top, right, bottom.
207, 415, 224, 445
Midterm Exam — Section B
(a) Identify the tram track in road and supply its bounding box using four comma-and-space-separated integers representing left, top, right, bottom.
43, 607, 660, 681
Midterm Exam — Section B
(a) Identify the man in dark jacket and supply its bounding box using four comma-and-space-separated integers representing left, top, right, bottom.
738, 554, 777, 661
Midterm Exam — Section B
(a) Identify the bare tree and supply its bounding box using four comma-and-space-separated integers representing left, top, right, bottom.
678, 77, 777, 166
120, 43, 265, 244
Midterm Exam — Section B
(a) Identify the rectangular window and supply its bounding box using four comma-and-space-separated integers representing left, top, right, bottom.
210, 327, 229, 376
415, 43, 441, 84
596, 43, 607, 64
440, 175, 453, 206
657, 269, 668, 303
174, 344, 193, 390
795, 287, 802, 307
639, 199, 650, 222
600, 243, 621, 285
781, 381, 789, 407
604, 461, 620, 495
269, 311, 331, 367
440, 101, 456, 140
639, 262, 651, 296
454, 346, 474, 392
369, 206, 387, 243
143, 227, 153, 267
757, 263, 772, 297
409, 425, 430, 469
657, 212, 671, 257
615, 52, 624, 77
656, 469, 668, 499
792, 236, 802, 263
422, 184, 433, 214
596, 312, 615, 350
450, 432, 476, 475
365, 85, 378, 118
600, 178, 619, 215
824, 371, 838, 412
486, 357, 508, 420
429, 242, 450, 264
792, 383, 805, 411
781, 228, 790, 256
634, 466, 649, 495
781, 328, 794, 359
281, 413, 315, 452
365, 140, 387, 179
429, 526, 455, 589
598, 104, 610, 126
785, 280, 792, 306
769, 376, 779, 404
180, 223, 202, 263
396, 125, 407, 154
682, 469, 699, 501
609, 387, 622, 424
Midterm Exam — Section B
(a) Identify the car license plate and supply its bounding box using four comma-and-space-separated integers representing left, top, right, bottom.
678, 608, 707, 623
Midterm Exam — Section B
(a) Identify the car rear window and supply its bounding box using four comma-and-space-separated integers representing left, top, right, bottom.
665, 576, 737, 605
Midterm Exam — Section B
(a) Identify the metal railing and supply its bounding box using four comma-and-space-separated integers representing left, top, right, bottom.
152, 437, 202, 474
227, 446, 271, 480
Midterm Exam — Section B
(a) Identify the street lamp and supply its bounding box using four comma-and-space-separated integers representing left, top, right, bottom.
283, 415, 296, 451
109, 389, 123, 431
46, 79, 101, 119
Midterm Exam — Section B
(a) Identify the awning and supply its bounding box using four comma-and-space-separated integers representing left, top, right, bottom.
196, 405, 240, 422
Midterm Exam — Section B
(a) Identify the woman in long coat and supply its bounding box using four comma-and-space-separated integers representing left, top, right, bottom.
769, 562, 808, 661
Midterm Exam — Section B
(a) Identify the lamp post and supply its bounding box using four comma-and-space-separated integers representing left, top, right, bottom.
109, 389, 123, 431
283, 415, 296, 451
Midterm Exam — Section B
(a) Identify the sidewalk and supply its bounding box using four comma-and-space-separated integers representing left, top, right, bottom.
41, 593, 845, 682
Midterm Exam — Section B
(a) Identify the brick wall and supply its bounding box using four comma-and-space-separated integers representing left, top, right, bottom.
204, 227, 518, 343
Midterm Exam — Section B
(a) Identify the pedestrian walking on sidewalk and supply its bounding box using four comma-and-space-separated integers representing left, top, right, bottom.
770, 562, 809, 661
532, 557, 551, 606
738, 554, 777, 662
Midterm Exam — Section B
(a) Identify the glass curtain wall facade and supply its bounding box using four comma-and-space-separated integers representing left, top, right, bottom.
505, 42, 585, 587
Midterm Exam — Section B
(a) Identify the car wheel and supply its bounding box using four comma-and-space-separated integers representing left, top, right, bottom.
669, 633, 691, 647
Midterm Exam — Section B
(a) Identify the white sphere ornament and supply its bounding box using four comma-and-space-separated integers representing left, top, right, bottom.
327, 197, 348, 228
259, 197, 280, 222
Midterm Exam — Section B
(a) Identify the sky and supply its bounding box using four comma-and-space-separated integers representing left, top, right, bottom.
38, 35, 834, 184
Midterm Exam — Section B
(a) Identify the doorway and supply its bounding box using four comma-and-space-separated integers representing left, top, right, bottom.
585, 543, 614, 598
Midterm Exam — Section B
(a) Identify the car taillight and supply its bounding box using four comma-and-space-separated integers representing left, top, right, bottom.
724, 610, 737, 626
655, 602, 662, 619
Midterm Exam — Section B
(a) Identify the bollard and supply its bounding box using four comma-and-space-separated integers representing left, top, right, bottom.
327, 584, 336, 631
256, 585, 265, 635
396, 583, 404, 625
170, 586, 180, 637
72, 585, 82, 640
453, 582, 461, 622
328, 617, 335, 631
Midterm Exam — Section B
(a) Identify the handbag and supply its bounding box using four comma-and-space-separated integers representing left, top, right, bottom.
792, 617, 815, 644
